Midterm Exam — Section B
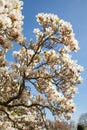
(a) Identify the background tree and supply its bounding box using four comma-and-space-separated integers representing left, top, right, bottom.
0, 0, 84, 130
47, 120, 70, 130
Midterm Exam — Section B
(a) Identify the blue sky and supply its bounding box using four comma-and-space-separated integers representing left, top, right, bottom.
22, 0, 87, 122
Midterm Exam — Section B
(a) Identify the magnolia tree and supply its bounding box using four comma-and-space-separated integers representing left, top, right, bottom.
0, 0, 84, 130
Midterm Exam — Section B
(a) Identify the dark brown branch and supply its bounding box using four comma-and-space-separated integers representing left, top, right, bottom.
0, 109, 22, 130
7, 103, 47, 108
28, 76, 52, 80
7, 102, 60, 113
0, 85, 23, 106
0, 75, 25, 106
0, 109, 15, 127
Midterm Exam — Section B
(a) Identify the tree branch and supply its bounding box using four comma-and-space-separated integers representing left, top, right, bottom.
0, 75, 25, 106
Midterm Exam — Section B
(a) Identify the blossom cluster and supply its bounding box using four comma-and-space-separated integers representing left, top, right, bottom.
36, 13, 79, 51
0, 0, 25, 49
59, 20, 79, 51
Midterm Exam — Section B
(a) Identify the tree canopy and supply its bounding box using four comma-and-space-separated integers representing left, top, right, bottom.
0, 0, 84, 130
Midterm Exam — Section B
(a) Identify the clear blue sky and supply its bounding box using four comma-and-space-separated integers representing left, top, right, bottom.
22, 0, 87, 122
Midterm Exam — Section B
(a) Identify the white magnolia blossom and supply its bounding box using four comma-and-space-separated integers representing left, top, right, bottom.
0, 1, 84, 130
